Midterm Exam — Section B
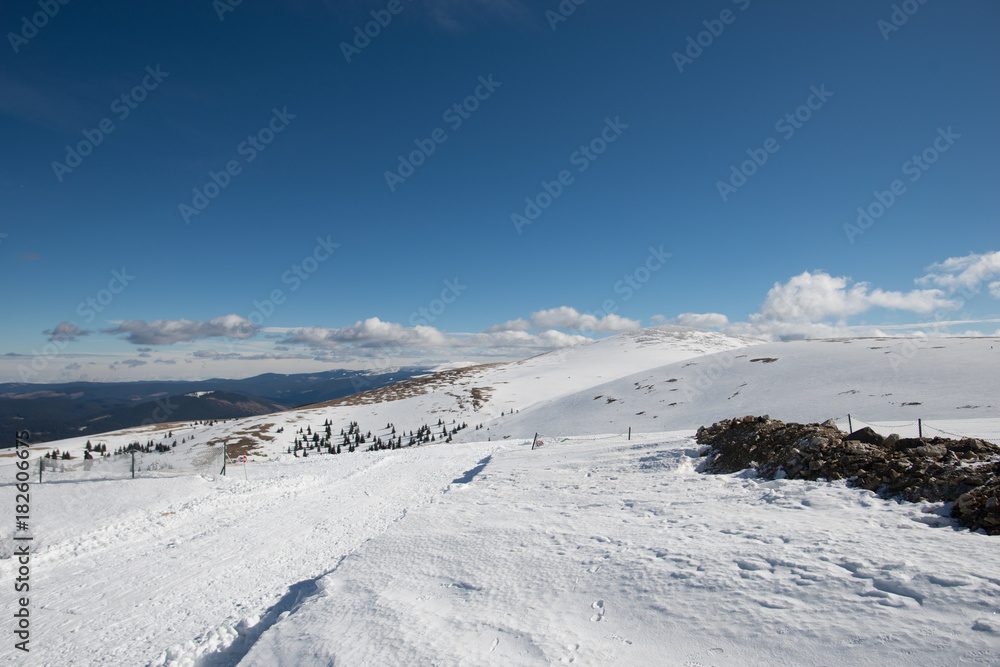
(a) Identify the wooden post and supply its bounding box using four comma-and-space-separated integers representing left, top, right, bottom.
628, 427, 631, 441
847, 414, 853, 433
131, 451, 135, 479
918, 419, 923, 438
221, 442, 227, 476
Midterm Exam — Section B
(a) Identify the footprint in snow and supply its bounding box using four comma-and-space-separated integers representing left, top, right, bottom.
590, 599, 605, 622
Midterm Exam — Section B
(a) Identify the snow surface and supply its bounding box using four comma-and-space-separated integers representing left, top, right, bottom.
2, 327, 999, 665
3, 434, 999, 666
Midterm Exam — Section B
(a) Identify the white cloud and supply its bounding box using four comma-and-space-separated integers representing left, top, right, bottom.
756, 271, 957, 323
529, 306, 639, 333
281, 316, 593, 360
718, 270, 966, 340
990, 281, 1000, 299
917, 250, 1000, 293
105, 314, 259, 345
484, 307, 639, 334
674, 313, 729, 329
483, 318, 531, 333
282, 318, 448, 350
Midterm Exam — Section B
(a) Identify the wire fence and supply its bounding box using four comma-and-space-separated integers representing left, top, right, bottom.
0, 445, 227, 486
832, 414, 999, 444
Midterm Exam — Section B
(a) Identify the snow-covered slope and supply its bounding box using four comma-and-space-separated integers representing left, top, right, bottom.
10, 326, 761, 464
2, 328, 999, 666
484, 336, 1000, 442
4, 433, 999, 666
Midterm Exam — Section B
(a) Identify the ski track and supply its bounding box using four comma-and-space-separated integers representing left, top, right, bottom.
0, 441, 507, 666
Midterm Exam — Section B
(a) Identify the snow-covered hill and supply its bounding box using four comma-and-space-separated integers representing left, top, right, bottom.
7, 326, 762, 465
15, 328, 998, 466
485, 335, 1000, 442
2, 327, 999, 666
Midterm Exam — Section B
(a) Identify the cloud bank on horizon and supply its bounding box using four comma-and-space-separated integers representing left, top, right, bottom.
10, 250, 999, 383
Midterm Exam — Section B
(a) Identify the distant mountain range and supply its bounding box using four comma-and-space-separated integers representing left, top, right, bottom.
0, 367, 432, 444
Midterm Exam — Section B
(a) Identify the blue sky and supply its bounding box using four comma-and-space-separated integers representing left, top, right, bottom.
2, 0, 998, 382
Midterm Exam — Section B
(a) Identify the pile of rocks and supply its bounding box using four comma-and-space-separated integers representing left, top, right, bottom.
695, 415, 1000, 534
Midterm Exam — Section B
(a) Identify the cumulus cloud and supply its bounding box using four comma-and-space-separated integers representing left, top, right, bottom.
483, 318, 531, 333
283, 318, 448, 350
756, 271, 957, 323
990, 282, 1000, 299
44, 321, 90, 342
105, 315, 259, 345
674, 313, 729, 329
281, 316, 593, 360
530, 306, 639, 333
717, 270, 967, 340
917, 251, 1000, 293
488, 307, 639, 334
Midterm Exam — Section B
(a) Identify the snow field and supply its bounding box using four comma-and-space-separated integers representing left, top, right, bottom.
0, 440, 507, 666
240, 433, 1000, 666
2, 329, 998, 665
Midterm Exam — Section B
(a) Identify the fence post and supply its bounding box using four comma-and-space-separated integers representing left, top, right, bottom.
628, 427, 631, 441
39, 458, 43, 484
530, 433, 538, 450
221, 442, 227, 476
918, 419, 923, 438
131, 450, 135, 479
847, 414, 852, 433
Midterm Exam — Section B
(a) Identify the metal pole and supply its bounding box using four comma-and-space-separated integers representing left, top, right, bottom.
847, 414, 852, 433
628, 427, 631, 441
39, 458, 43, 484
531, 433, 538, 450
131, 450, 135, 479
918, 419, 922, 438
221, 442, 227, 476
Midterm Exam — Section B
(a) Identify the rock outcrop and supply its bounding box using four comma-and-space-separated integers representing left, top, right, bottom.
696, 415, 1000, 534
